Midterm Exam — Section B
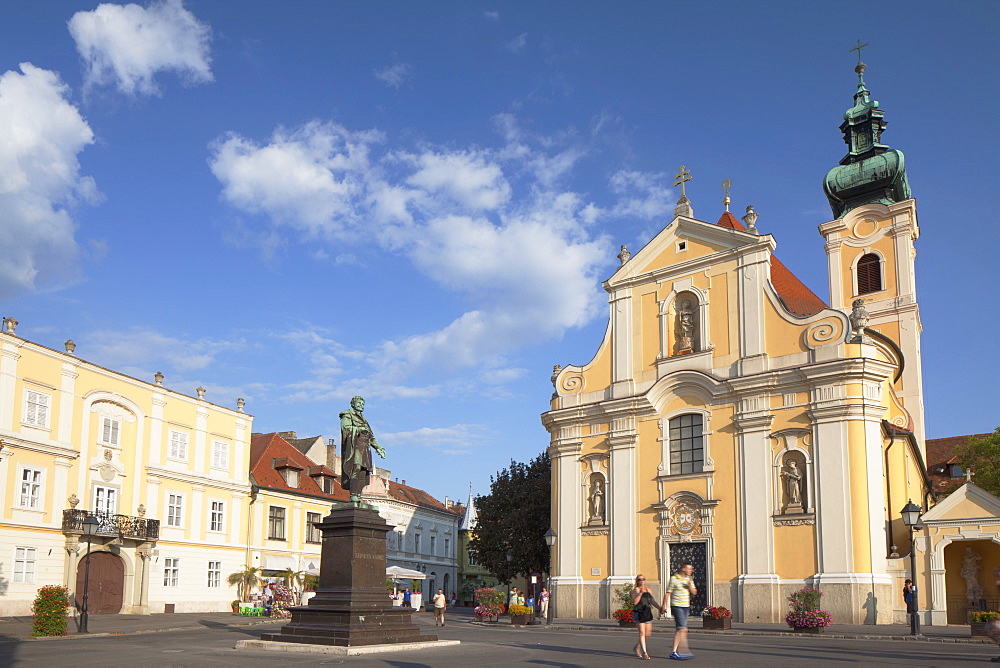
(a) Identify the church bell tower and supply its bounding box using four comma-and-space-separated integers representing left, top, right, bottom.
818, 43, 926, 445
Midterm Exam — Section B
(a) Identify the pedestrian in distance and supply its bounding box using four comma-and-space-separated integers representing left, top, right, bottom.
433, 588, 447, 626
450, 591, 457, 607
509, 587, 519, 609
990, 567, 1000, 662
539, 586, 550, 622
402, 587, 411, 608
631, 573, 663, 660
662, 562, 697, 660
902, 578, 917, 615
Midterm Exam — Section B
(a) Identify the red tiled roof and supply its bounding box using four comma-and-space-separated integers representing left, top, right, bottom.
716, 213, 827, 318
387, 480, 463, 514
250, 433, 349, 501
925, 433, 992, 493
308, 464, 337, 477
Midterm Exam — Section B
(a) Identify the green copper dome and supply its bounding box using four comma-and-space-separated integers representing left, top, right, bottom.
823, 57, 911, 219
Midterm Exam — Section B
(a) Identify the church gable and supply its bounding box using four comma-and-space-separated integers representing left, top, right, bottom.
922, 483, 1000, 524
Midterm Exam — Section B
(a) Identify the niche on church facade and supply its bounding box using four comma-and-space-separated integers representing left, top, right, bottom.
770, 430, 815, 525
580, 454, 609, 534
674, 292, 700, 355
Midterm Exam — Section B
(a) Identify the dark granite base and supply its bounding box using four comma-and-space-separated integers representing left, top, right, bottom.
261, 604, 436, 647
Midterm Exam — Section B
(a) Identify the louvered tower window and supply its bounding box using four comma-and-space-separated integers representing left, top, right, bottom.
856, 253, 882, 294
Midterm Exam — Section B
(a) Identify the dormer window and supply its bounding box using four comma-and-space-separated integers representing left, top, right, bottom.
273, 457, 303, 488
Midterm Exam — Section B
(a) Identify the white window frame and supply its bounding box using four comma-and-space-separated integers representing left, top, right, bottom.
22, 389, 51, 429
430, 535, 437, 556
100, 416, 121, 446
209, 500, 225, 533
211, 441, 229, 470
168, 430, 189, 462
207, 561, 221, 588
93, 485, 118, 515
18, 466, 44, 510
163, 558, 179, 587
306, 512, 322, 544
13, 547, 36, 584
167, 494, 184, 527
268, 506, 287, 541
414, 533, 421, 554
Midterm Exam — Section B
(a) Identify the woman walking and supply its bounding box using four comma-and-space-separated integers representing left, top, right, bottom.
631, 574, 663, 660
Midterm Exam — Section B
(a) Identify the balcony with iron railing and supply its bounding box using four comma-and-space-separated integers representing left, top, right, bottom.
62, 509, 160, 541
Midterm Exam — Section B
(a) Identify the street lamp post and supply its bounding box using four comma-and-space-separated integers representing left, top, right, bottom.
544, 529, 557, 624
505, 550, 512, 606
900, 500, 923, 636
79, 514, 100, 633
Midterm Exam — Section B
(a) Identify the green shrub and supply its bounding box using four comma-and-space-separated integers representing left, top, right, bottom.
972, 611, 999, 623
32, 585, 71, 637
614, 583, 635, 610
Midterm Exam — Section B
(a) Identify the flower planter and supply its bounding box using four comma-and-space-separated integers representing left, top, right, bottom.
703, 617, 731, 630
971, 622, 995, 637
618, 620, 635, 627
791, 626, 824, 634
475, 614, 498, 623
511, 614, 533, 626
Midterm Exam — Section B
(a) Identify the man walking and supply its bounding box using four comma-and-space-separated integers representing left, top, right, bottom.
662, 562, 697, 661
433, 588, 447, 626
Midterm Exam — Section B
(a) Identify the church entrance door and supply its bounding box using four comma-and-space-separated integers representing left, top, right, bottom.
669, 542, 707, 614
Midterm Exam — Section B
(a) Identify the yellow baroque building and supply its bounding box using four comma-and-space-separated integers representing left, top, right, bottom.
540, 62, 953, 624
0, 327, 252, 615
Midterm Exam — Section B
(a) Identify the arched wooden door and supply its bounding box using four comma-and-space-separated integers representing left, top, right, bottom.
76, 551, 124, 614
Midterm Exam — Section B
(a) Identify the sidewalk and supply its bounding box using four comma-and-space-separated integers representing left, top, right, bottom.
0, 611, 276, 642
477, 614, 995, 644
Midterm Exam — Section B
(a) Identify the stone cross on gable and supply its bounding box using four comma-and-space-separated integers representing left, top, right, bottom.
674, 165, 692, 199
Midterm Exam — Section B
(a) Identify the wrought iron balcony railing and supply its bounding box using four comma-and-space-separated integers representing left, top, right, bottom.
62, 509, 160, 541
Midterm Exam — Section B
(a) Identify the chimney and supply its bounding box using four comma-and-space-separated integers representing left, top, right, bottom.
445, 496, 450, 508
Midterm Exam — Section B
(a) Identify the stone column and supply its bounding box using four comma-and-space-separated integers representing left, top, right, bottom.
608, 416, 637, 582
136, 546, 152, 614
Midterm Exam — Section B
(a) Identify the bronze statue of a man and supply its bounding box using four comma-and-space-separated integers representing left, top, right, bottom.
340, 396, 386, 506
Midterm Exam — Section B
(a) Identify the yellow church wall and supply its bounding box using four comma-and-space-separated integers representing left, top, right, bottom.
706, 271, 731, 359
577, 333, 612, 393
774, 525, 817, 579
710, 424, 740, 581
640, 238, 727, 275
946, 498, 996, 520
580, 534, 609, 580
838, 232, 899, 307
763, 302, 810, 358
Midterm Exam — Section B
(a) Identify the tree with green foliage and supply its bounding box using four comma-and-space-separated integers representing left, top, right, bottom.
227, 565, 261, 602
953, 428, 1000, 497
470, 452, 551, 582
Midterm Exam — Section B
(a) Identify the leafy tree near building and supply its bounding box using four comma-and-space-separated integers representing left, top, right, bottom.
954, 427, 1000, 497
470, 452, 551, 582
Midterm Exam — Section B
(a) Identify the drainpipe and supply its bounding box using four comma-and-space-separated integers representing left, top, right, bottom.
884, 426, 899, 557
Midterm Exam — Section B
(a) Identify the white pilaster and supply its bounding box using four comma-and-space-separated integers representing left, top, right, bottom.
809, 404, 854, 575
736, 246, 771, 374
0, 340, 21, 431
58, 363, 78, 444
610, 290, 634, 398
735, 411, 776, 575
608, 416, 637, 579
194, 406, 208, 475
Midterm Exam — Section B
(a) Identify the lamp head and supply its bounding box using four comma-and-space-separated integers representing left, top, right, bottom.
81, 514, 100, 537
505, 550, 512, 563
900, 500, 922, 528
544, 529, 557, 547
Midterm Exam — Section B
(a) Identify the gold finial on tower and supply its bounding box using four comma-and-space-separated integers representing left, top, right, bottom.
721, 179, 732, 212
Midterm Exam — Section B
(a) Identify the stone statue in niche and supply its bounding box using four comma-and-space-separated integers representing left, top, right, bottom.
781, 457, 805, 513
675, 298, 696, 355
962, 547, 985, 604
587, 476, 606, 525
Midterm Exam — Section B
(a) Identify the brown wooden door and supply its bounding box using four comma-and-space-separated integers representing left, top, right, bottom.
76, 551, 124, 614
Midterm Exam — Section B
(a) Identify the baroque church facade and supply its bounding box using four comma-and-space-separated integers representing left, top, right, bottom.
542, 58, 937, 624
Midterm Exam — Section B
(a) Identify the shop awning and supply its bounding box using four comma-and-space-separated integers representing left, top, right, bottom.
386, 565, 426, 579
261, 554, 298, 571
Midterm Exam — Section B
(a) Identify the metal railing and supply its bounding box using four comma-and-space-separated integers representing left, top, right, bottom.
62, 509, 160, 541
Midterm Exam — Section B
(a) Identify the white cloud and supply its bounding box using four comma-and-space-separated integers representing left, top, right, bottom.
210, 114, 614, 384
484, 11, 499, 21
382, 424, 489, 454
209, 121, 383, 238
609, 170, 675, 220
404, 151, 511, 211
505, 33, 527, 53
374, 62, 412, 89
0, 63, 96, 300
68, 0, 213, 96
82, 326, 243, 375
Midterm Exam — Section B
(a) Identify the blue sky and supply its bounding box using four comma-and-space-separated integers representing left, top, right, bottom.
1, 1, 997, 504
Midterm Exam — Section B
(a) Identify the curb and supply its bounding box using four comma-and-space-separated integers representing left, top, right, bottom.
1, 618, 277, 643
468, 621, 993, 644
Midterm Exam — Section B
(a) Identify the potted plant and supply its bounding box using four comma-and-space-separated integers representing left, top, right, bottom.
474, 588, 506, 622
971, 611, 999, 637
509, 604, 534, 625
226, 565, 262, 604
612, 608, 635, 626
702, 605, 732, 630
231, 599, 241, 614
612, 582, 635, 627
784, 587, 833, 633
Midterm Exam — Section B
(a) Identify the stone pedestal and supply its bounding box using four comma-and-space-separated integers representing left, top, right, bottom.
261, 506, 436, 647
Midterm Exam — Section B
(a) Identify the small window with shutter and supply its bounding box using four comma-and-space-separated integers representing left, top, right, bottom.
856, 253, 883, 295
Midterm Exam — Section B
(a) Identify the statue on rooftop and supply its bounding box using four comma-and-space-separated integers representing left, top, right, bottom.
340, 396, 386, 506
